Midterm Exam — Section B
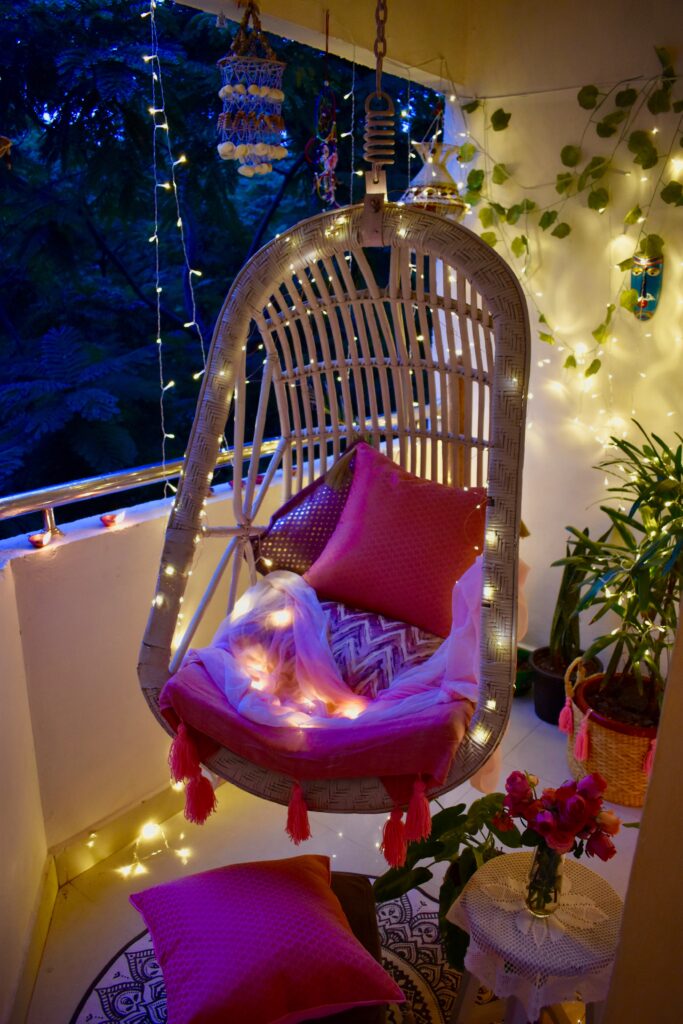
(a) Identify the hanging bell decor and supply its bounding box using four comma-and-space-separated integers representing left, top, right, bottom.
216, 0, 288, 178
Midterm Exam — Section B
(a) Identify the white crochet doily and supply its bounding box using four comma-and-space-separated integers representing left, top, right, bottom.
447, 852, 622, 1019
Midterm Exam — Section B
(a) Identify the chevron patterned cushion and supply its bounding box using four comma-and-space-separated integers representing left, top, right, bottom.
322, 601, 443, 700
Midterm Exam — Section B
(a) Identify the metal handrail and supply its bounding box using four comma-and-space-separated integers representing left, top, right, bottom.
0, 439, 281, 525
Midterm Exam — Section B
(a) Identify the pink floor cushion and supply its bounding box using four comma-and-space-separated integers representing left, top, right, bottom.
130, 855, 404, 1024
322, 600, 443, 699
305, 443, 487, 637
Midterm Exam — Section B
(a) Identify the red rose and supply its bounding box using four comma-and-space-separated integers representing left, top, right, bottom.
558, 794, 589, 832
491, 811, 515, 832
586, 829, 617, 861
544, 829, 577, 854
505, 771, 533, 802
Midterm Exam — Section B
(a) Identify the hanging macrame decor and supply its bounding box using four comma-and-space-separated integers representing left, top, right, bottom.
401, 102, 467, 221
216, 0, 288, 178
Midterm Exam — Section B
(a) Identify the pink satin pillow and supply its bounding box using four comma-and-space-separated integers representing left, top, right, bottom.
305, 443, 486, 637
130, 854, 403, 1024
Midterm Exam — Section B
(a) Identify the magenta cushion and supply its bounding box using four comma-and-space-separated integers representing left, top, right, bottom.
129, 855, 403, 1024
305, 444, 487, 637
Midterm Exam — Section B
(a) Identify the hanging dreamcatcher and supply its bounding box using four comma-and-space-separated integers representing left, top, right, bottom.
305, 13, 339, 207
400, 101, 467, 220
216, 0, 288, 178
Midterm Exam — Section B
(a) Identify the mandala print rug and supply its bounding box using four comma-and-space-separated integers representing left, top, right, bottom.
70, 888, 501, 1024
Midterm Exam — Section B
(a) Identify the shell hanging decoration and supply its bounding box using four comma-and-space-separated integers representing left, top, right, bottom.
216, 0, 287, 178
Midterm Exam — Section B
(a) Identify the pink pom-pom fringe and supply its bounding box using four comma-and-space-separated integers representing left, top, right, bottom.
381, 807, 408, 868
558, 697, 574, 736
405, 779, 432, 842
643, 738, 657, 776
574, 711, 591, 762
286, 782, 312, 844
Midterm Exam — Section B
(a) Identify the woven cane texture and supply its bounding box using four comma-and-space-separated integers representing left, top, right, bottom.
565, 699, 652, 808
139, 203, 530, 812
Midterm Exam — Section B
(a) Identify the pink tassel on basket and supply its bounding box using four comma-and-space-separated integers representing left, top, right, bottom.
405, 779, 432, 842
558, 697, 574, 736
286, 782, 312, 844
643, 738, 657, 776
381, 807, 408, 868
184, 773, 217, 824
169, 722, 200, 783
574, 711, 591, 762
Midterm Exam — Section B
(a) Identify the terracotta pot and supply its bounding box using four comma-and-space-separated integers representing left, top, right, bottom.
566, 673, 657, 807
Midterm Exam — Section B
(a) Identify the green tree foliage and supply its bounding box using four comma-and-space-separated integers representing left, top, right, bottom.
0, 0, 435, 516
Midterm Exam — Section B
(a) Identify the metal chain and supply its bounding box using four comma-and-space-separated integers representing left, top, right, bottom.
374, 0, 388, 95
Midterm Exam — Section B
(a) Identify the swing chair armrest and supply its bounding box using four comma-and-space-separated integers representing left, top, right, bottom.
201, 524, 269, 538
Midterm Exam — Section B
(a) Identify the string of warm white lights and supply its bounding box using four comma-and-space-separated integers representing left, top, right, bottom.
143, 0, 208, 493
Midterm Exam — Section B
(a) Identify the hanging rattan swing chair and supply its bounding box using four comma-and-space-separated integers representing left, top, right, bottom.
138, 4, 530, 828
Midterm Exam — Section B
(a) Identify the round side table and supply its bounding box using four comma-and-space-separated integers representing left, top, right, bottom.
446, 852, 623, 1024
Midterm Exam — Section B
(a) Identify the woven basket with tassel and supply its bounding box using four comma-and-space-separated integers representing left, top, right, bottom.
559, 657, 657, 808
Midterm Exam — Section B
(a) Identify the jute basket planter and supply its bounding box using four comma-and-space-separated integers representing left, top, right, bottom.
563, 659, 657, 808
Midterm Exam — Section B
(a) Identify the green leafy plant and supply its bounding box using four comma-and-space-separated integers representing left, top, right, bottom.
557, 422, 683, 704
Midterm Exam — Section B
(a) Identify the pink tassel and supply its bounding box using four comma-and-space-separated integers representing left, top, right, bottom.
169, 722, 200, 783
405, 779, 432, 842
286, 782, 312, 844
184, 773, 217, 824
381, 807, 408, 868
574, 711, 591, 762
558, 697, 574, 736
643, 738, 657, 776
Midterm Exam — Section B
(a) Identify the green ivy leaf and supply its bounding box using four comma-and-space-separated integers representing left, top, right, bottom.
461, 190, 482, 206
592, 323, 609, 343
539, 210, 559, 230
555, 172, 574, 195
672, 99, 683, 113
539, 313, 548, 324
616, 88, 637, 107
578, 84, 599, 109
520, 198, 537, 212
478, 206, 495, 228
655, 46, 674, 70
480, 231, 498, 247
506, 204, 523, 224
551, 222, 572, 238
489, 201, 506, 216
596, 121, 618, 138
618, 256, 634, 271
491, 162, 510, 184
648, 87, 671, 114
461, 99, 480, 114
458, 142, 477, 163
661, 180, 683, 206
467, 168, 485, 191
585, 358, 602, 377
491, 108, 511, 131
605, 303, 616, 325
620, 288, 639, 312
564, 354, 578, 369
539, 331, 555, 344
561, 145, 581, 167
628, 130, 659, 168
511, 234, 528, 258
578, 156, 608, 192
588, 187, 609, 211
624, 204, 642, 225
603, 109, 628, 127
642, 233, 664, 258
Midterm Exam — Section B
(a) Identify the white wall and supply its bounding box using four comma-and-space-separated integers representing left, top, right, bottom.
444, 6, 683, 650
0, 567, 47, 1022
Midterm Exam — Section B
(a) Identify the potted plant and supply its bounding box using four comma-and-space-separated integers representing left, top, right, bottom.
529, 530, 602, 724
556, 422, 683, 805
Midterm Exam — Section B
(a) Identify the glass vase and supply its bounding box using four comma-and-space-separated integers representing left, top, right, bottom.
525, 845, 563, 917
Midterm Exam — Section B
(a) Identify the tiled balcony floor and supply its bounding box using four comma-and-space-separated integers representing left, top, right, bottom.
27, 692, 642, 1024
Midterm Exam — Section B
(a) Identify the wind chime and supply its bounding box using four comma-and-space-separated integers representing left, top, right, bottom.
305, 14, 339, 208
400, 101, 467, 220
216, 0, 288, 178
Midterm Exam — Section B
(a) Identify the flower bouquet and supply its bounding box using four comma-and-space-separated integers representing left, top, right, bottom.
493, 770, 621, 916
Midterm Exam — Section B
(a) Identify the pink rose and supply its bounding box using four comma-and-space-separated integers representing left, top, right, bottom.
577, 773, 607, 801
586, 830, 617, 861
544, 830, 577, 854
558, 794, 589, 832
597, 810, 621, 836
531, 809, 557, 836
506, 771, 532, 801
